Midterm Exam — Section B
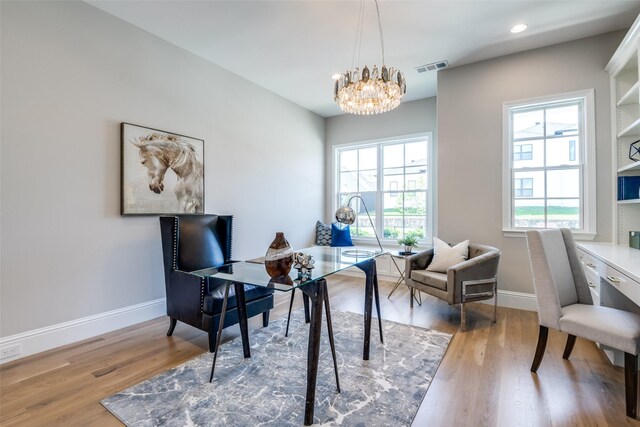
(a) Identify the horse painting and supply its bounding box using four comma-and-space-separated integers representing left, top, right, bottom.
131, 132, 204, 213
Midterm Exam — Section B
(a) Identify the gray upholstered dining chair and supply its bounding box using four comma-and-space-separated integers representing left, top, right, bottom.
405, 243, 500, 330
525, 228, 640, 418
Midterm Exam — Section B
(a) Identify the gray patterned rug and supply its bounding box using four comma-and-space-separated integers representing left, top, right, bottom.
102, 310, 452, 426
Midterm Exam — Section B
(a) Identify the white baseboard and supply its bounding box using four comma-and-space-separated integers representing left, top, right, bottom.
0, 284, 538, 365
334, 272, 538, 312
478, 290, 537, 312
0, 298, 166, 364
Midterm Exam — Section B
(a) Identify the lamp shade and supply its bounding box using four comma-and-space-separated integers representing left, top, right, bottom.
335, 205, 357, 225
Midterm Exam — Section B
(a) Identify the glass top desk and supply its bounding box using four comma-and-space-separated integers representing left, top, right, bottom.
193, 246, 385, 426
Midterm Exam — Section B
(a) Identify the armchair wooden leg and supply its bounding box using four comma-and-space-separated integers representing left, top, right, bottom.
531, 325, 549, 373
562, 335, 577, 360
167, 317, 177, 336
460, 303, 466, 331
262, 310, 270, 327
410, 289, 414, 308
625, 352, 638, 419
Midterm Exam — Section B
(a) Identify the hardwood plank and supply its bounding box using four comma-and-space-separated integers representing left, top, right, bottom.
0, 276, 637, 426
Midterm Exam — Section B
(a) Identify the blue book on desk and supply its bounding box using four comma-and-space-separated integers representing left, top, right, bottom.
618, 176, 640, 200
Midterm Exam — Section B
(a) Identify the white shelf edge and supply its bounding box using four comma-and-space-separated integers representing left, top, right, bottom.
618, 118, 640, 138
618, 198, 640, 205
617, 81, 640, 106
618, 160, 640, 173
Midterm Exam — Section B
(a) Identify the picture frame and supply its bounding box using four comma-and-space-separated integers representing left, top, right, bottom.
121, 122, 205, 215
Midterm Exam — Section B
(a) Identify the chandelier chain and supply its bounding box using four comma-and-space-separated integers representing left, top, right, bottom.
351, 0, 365, 69
374, 0, 385, 65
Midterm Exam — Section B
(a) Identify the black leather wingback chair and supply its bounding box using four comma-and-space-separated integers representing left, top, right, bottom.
160, 215, 274, 352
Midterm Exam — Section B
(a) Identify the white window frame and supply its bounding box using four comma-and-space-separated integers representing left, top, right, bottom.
502, 89, 597, 240
332, 132, 435, 246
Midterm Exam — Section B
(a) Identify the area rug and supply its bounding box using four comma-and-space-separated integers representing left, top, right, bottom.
102, 310, 452, 426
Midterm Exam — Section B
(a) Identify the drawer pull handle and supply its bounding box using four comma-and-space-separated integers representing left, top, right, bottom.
586, 263, 596, 269
606, 276, 620, 284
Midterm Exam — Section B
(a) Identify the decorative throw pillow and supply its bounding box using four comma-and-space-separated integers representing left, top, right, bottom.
426, 237, 470, 273
331, 223, 354, 247
316, 221, 332, 246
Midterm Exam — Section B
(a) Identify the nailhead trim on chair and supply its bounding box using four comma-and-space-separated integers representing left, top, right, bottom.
172, 216, 178, 270
199, 276, 205, 313
229, 217, 233, 262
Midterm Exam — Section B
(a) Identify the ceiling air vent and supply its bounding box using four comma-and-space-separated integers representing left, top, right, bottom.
415, 60, 449, 73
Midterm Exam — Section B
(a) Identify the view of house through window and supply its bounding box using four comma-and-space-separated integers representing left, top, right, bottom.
336, 135, 431, 242
507, 97, 586, 230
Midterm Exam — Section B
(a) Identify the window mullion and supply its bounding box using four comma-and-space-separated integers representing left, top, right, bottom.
377, 144, 384, 236
543, 108, 547, 228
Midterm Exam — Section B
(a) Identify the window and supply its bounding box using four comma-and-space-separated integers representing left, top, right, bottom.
502, 90, 596, 238
335, 134, 433, 242
514, 178, 533, 197
514, 144, 533, 161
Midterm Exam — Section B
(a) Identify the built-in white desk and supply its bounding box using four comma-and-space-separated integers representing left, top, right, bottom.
576, 242, 640, 366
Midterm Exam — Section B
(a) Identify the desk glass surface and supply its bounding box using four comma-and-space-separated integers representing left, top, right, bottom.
192, 246, 382, 292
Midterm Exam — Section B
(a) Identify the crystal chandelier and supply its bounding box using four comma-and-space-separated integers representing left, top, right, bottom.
333, 0, 405, 115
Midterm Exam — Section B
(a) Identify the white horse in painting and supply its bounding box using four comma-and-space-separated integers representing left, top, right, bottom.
131, 133, 203, 213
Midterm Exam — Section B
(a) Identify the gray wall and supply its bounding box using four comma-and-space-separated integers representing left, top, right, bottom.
0, 1, 324, 337
437, 31, 623, 294
324, 98, 437, 222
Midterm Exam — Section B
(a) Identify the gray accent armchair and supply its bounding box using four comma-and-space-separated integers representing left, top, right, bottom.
526, 228, 640, 419
405, 243, 500, 330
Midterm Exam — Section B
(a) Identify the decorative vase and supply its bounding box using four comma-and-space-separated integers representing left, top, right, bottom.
265, 232, 294, 278
404, 245, 413, 254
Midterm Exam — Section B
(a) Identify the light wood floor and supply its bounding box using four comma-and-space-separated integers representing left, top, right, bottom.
1, 274, 637, 426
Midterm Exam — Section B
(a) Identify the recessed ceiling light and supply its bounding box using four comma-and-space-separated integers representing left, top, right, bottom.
332, 73, 342, 80
511, 24, 527, 34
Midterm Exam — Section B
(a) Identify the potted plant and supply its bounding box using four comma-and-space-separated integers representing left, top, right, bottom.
398, 234, 419, 254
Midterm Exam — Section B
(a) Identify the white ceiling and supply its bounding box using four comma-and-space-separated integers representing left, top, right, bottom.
87, 0, 640, 117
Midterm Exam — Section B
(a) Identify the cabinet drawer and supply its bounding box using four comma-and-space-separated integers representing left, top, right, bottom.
584, 266, 600, 294
577, 249, 605, 276
602, 264, 640, 306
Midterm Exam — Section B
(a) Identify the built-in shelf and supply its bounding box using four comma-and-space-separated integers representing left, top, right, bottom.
618, 81, 640, 106
618, 160, 640, 173
618, 118, 640, 138
618, 198, 640, 205
609, 14, 640, 245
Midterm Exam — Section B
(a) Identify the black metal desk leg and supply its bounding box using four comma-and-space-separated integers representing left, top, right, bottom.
356, 259, 382, 360
323, 286, 340, 393
234, 283, 251, 359
209, 283, 231, 383
300, 280, 325, 426
372, 267, 384, 344
285, 288, 296, 337
302, 292, 311, 323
